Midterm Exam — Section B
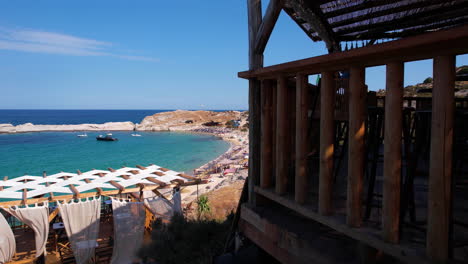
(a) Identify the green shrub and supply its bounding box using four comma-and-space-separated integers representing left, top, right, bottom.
196, 195, 211, 220
423, 77, 433, 84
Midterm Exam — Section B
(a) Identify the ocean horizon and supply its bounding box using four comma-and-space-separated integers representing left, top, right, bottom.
0, 109, 246, 125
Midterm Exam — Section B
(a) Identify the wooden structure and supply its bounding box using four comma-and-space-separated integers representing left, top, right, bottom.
240, 1, 468, 263
0, 164, 200, 263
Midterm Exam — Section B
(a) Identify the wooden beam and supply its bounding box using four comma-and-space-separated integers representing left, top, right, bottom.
247, 0, 264, 206
69, 184, 80, 198
295, 73, 309, 203
427, 55, 455, 263
136, 165, 147, 170
255, 0, 282, 54
319, 71, 335, 215
285, 0, 340, 52
146, 177, 166, 187
276, 75, 289, 195
177, 173, 196, 181
382, 62, 404, 243
260, 79, 274, 188
238, 24, 468, 79
347, 67, 366, 227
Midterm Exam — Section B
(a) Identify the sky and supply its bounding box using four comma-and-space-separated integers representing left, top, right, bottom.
0, 1, 466, 110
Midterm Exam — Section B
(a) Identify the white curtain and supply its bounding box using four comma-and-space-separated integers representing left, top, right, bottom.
144, 196, 173, 220
58, 197, 101, 264
4, 203, 49, 257
143, 190, 182, 220
110, 198, 145, 264
172, 191, 182, 215
0, 212, 15, 264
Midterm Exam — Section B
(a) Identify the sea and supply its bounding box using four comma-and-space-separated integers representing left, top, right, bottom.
0, 110, 231, 178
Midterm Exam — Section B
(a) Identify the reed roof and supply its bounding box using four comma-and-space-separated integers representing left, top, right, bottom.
283, 0, 468, 51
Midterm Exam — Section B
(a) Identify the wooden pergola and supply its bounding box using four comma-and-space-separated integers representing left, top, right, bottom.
240, 0, 468, 263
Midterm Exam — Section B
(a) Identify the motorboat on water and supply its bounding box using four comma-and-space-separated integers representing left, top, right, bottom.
96, 133, 118, 141
77, 133, 88, 137
131, 133, 142, 137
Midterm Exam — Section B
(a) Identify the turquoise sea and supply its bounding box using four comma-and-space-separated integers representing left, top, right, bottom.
0, 131, 230, 179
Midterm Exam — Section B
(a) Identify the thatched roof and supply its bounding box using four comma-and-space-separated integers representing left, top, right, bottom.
283, 0, 468, 52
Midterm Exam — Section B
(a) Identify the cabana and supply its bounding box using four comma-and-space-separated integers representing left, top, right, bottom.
0, 164, 200, 263
238, 0, 468, 263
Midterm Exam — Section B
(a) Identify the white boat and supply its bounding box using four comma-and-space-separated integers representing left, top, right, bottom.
131, 133, 142, 137
77, 133, 88, 137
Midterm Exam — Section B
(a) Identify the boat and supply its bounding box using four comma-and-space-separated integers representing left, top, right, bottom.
131, 133, 142, 137
96, 133, 118, 141
77, 133, 88, 137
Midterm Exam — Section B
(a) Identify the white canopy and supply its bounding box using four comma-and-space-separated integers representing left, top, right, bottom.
0, 165, 188, 199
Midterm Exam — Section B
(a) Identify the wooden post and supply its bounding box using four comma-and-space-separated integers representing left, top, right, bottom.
319, 71, 335, 215
347, 67, 366, 227
276, 75, 288, 195
261, 79, 274, 188
427, 55, 455, 263
247, 0, 263, 205
382, 62, 404, 243
295, 73, 309, 203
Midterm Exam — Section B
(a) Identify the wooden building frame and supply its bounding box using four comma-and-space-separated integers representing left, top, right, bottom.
241, 1, 468, 263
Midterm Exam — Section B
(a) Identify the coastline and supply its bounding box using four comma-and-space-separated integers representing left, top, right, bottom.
0, 110, 249, 205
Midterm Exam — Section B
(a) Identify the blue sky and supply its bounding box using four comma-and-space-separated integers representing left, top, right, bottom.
0, 1, 466, 110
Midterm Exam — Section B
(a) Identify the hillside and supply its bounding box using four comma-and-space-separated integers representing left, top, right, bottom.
377, 65, 468, 97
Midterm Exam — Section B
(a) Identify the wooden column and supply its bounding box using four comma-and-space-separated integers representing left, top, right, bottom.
247, 0, 263, 205
276, 75, 288, 195
261, 79, 274, 188
347, 67, 366, 227
319, 71, 335, 215
427, 55, 455, 263
295, 73, 309, 203
382, 62, 404, 243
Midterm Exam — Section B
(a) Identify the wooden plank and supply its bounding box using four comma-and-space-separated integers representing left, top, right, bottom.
0, 186, 164, 207
347, 66, 366, 227
319, 71, 335, 215
146, 177, 166, 187
255, 0, 282, 54
427, 55, 455, 263
295, 73, 309, 203
247, 0, 263, 206
69, 184, 80, 198
48, 208, 59, 222
238, 24, 468, 79
177, 173, 196, 180
253, 188, 428, 264
136, 165, 147, 170
260, 79, 274, 188
276, 75, 289, 195
382, 62, 404, 243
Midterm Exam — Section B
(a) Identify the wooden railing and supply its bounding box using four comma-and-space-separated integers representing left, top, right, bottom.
239, 24, 468, 263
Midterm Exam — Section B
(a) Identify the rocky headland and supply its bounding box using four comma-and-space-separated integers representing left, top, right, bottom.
0, 110, 248, 134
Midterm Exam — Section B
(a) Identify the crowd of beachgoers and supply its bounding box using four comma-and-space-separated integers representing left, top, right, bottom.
180, 126, 249, 205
